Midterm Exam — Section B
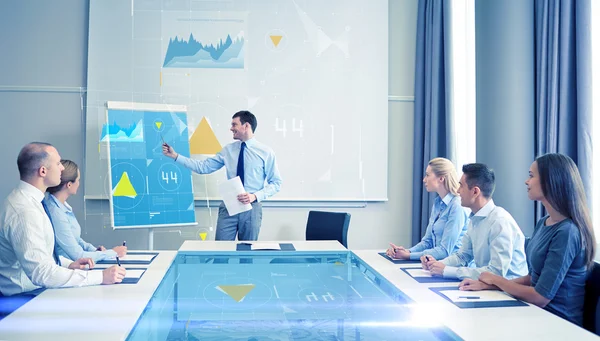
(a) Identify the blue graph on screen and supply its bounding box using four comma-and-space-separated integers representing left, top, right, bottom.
163, 32, 245, 69
101, 120, 144, 142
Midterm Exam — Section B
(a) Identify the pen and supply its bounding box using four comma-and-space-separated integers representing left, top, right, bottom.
458, 296, 480, 299
425, 256, 430, 262
116, 257, 121, 267
123, 240, 126, 247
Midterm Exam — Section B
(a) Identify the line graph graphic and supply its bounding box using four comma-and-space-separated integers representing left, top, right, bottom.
161, 12, 247, 69
163, 32, 245, 68
101, 120, 144, 142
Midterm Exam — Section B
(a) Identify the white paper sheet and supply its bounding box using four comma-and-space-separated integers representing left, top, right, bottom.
405, 268, 433, 278
90, 269, 145, 279
250, 243, 281, 250
121, 254, 156, 261
122, 269, 146, 279
218, 176, 252, 216
93, 263, 148, 269
104, 254, 156, 262
440, 290, 517, 302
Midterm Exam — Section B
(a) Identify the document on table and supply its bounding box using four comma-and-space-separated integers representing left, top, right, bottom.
103, 254, 156, 262
123, 254, 156, 261
93, 262, 148, 269
439, 290, 517, 302
405, 268, 433, 278
122, 269, 146, 279
218, 176, 252, 216
250, 243, 281, 250
91, 269, 146, 279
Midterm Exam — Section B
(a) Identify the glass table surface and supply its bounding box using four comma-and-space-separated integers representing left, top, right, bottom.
126, 251, 461, 341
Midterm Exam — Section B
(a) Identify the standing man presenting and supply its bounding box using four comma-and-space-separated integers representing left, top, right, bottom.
163, 110, 282, 241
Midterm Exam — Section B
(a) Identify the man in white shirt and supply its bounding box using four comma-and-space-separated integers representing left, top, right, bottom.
421, 163, 528, 280
0, 142, 126, 296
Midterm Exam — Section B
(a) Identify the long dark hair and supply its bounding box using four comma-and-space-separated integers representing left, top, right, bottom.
536, 153, 596, 269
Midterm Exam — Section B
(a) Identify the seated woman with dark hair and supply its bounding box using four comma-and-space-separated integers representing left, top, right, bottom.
460, 153, 596, 326
44, 160, 127, 262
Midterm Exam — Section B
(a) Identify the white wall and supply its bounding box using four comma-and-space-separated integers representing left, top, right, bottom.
150, 0, 419, 250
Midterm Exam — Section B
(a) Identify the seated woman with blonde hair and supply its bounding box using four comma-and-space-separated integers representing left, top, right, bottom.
387, 157, 468, 261
44, 160, 127, 262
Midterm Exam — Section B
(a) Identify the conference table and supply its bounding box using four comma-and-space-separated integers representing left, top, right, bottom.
0, 241, 596, 340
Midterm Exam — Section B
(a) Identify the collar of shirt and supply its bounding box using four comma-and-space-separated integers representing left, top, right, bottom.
18, 180, 45, 203
435, 193, 454, 210
241, 137, 257, 148
469, 199, 496, 222
441, 193, 454, 206
48, 193, 73, 213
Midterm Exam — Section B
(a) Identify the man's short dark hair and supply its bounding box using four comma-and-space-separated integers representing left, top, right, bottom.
461, 163, 496, 198
232, 110, 257, 133
17, 142, 53, 180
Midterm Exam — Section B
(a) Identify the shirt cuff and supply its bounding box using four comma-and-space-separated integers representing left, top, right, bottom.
104, 249, 118, 259
443, 266, 459, 278
87, 269, 104, 285
409, 251, 422, 260
59, 256, 72, 268
174, 154, 186, 164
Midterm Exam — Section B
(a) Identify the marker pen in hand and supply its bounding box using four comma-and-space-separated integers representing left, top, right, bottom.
116, 257, 122, 267
123, 241, 126, 247
425, 256, 431, 262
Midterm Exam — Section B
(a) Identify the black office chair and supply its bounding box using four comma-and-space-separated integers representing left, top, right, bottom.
270, 211, 351, 264
584, 262, 600, 335
305, 210, 351, 248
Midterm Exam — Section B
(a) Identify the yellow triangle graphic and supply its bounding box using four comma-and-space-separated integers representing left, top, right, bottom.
200, 232, 207, 241
190, 117, 222, 155
217, 284, 255, 302
113, 172, 137, 198
270, 35, 283, 47
155, 121, 163, 129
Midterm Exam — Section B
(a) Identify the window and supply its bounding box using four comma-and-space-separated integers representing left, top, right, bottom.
450, 0, 477, 171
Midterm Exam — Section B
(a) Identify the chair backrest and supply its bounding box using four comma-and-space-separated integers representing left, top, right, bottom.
305, 211, 351, 248
584, 261, 600, 335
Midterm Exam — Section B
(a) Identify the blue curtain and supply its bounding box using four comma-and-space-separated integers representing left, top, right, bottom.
412, 0, 454, 245
534, 0, 592, 222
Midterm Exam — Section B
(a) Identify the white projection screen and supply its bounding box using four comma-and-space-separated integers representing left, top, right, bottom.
85, 0, 389, 202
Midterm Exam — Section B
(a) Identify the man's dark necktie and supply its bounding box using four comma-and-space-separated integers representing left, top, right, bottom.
237, 142, 246, 186
41, 200, 61, 265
